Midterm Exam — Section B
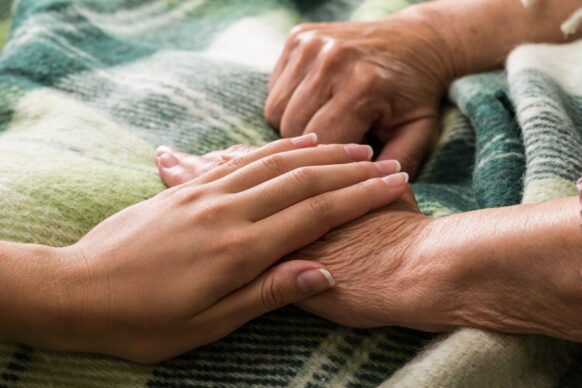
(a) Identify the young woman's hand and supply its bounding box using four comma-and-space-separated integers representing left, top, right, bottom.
41, 136, 408, 364
265, 9, 458, 176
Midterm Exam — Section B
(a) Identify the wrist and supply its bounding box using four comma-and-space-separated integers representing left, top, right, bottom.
408, 0, 582, 78
424, 198, 582, 340
0, 243, 72, 349
49, 243, 106, 354
393, 4, 463, 87
412, 215, 474, 330
397, 2, 476, 81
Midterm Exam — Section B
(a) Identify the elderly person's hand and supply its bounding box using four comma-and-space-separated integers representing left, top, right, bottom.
295, 194, 582, 341
288, 191, 447, 331
0, 137, 410, 364
265, 0, 582, 177
264, 12, 456, 176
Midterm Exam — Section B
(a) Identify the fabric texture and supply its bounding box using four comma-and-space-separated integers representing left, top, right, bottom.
0, 0, 581, 386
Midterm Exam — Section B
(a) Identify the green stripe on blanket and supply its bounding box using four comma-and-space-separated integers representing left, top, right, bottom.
0, 0, 581, 387
0, 0, 11, 50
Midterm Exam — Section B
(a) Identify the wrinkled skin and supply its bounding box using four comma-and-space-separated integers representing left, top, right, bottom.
265, 12, 456, 176
288, 193, 447, 331
157, 146, 463, 332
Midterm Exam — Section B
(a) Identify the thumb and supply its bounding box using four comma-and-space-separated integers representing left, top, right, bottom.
377, 117, 439, 179
204, 261, 336, 332
183, 261, 335, 352
241, 260, 336, 317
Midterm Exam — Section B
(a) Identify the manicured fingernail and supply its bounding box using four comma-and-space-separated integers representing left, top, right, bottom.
345, 144, 373, 161
291, 133, 318, 148
383, 172, 409, 186
158, 152, 180, 168
375, 160, 401, 175
297, 268, 336, 294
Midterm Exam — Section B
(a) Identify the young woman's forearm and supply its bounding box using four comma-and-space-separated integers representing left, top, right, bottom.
425, 197, 582, 340
0, 242, 66, 347
408, 0, 582, 77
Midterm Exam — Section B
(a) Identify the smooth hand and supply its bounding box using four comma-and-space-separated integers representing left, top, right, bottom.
265, 10, 457, 176
45, 136, 409, 363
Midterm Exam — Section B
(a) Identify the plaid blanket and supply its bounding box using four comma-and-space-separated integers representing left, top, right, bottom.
1, 0, 581, 386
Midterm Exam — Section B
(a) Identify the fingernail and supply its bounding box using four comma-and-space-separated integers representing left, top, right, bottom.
158, 152, 180, 169
291, 133, 318, 148
297, 268, 336, 294
383, 172, 409, 186
345, 144, 373, 161
375, 160, 401, 175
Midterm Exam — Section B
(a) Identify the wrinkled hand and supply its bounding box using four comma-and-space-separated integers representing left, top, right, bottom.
265, 11, 456, 176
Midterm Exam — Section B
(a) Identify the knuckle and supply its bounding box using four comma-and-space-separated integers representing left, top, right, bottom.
224, 154, 249, 172
259, 154, 286, 174
353, 65, 378, 91
307, 196, 334, 218
316, 42, 349, 71
354, 161, 378, 177
197, 201, 230, 221
322, 144, 349, 160
318, 144, 339, 153
290, 167, 315, 187
290, 23, 314, 40
222, 232, 254, 257
260, 272, 285, 310
324, 41, 348, 59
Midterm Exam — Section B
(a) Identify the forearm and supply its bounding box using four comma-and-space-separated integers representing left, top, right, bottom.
0, 242, 67, 347
406, 0, 582, 77
425, 197, 582, 340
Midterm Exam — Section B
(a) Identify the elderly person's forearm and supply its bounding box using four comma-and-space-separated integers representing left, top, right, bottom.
421, 197, 582, 340
409, 0, 582, 78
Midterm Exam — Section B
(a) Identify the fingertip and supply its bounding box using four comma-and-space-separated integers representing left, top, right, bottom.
382, 172, 409, 187
345, 144, 374, 162
296, 267, 336, 294
156, 145, 178, 158
394, 160, 402, 173
291, 133, 318, 148
375, 160, 402, 175
318, 269, 336, 287
158, 152, 180, 169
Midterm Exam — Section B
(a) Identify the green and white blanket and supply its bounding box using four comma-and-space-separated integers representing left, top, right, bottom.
1, 0, 581, 386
